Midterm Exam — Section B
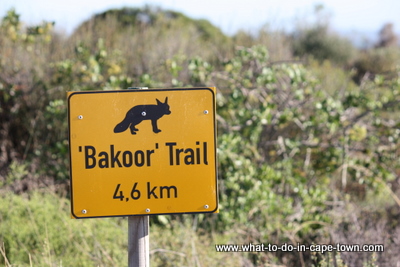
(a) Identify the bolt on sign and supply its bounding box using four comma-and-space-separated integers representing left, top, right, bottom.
68, 87, 218, 218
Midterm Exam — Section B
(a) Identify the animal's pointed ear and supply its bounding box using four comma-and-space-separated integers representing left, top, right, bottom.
156, 98, 162, 105
164, 97, 168, 104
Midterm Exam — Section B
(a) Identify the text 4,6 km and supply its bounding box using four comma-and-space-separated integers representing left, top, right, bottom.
113, 182, 178, 201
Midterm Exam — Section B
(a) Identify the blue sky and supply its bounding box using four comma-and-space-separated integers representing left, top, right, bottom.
1, 0, 399, 40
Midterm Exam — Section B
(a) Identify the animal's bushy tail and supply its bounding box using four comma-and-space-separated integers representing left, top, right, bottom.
113, 118, 130, 133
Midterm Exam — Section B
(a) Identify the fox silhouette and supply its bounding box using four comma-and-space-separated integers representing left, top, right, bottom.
114, 97, 171, 135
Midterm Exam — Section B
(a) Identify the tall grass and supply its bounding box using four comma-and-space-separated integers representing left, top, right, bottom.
0, 191, 126, 266
0, 191, 244, 266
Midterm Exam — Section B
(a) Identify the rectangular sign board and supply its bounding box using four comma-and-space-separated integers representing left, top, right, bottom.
68, 87, 218, 218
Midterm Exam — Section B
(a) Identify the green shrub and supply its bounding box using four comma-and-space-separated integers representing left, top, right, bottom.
292, 25, 356, 65
69, 7, 232, 82
353, 47, 400, 83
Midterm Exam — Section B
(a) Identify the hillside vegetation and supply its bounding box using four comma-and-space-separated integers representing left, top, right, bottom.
1, 7, 400, 267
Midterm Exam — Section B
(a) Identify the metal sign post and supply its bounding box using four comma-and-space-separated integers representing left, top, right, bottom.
128, 216, 149, 267
67, 87, 218, 266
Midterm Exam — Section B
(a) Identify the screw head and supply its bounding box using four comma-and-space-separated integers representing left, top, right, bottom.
145, 208, 150, 213
78, 115, 83, 119
203, 110, 209, 114
204, 205, 209, 209
81, 209, 87, 214
141, 111, 146, 116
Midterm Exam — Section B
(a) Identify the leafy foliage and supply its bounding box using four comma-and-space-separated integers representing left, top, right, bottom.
209, 46, 399, 264
291, 5, 356, 65
353, 47, 400, 83
69, 6, 231, 82
292, 25, 356, 65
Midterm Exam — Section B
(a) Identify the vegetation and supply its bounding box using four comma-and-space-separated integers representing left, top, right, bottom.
291, 5, 357, 66
1, 6, 400, 267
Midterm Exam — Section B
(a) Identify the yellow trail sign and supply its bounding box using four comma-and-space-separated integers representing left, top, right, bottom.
68, 87, 218, 218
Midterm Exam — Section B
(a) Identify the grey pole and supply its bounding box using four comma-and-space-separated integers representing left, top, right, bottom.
128, 216, 149, 267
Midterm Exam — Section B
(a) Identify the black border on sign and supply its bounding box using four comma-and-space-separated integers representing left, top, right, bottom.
67, 87, 218, 219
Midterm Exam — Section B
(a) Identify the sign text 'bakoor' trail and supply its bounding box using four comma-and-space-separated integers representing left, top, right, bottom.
68, 88, 218, 218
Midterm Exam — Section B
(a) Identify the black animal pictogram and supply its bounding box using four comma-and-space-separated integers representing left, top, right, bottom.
114, 97, 171, 135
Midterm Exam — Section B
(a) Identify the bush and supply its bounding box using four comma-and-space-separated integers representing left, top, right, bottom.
69, 6, 232, 82
208, 45, 400, 265
353, 47, 400, 83
291, 25, 356, 65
